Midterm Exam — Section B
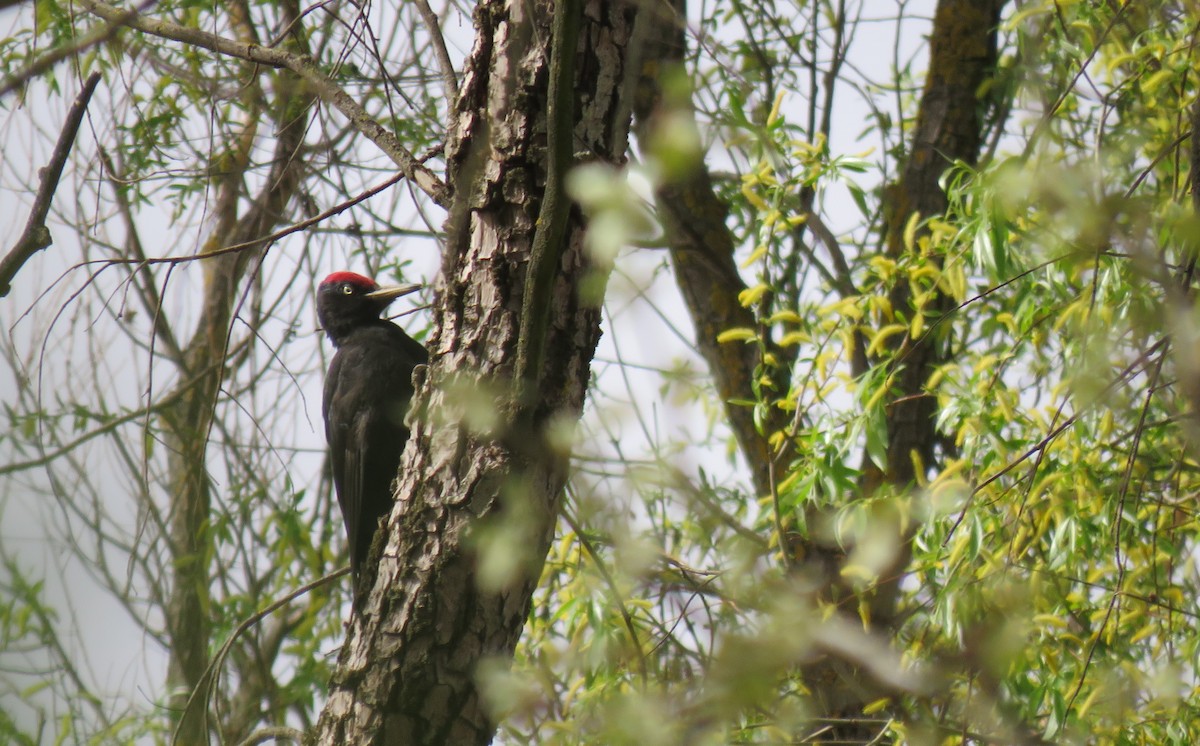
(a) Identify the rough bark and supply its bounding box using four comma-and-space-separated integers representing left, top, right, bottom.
310, 1, 637, 744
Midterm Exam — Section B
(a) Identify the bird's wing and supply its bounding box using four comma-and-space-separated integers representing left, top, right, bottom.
322, 353, 344, 504
341, 417, 370, 578
396, 330, 429, 366
323, 352, 363, 578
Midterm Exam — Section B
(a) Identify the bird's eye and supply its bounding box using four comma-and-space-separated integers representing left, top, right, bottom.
341, 284, 354, 295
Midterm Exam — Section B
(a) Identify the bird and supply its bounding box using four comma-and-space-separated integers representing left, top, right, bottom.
316, 271, 427, 595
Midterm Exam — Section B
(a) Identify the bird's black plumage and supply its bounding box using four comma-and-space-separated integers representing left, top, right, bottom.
317, 271, 426, 593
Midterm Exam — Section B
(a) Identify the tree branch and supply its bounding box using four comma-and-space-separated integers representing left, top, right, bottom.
77, 0, 450, 207
0, 71, 101, 298
514, 0, 580, 403
412, 0, 459, 106
629, 0, 780, 499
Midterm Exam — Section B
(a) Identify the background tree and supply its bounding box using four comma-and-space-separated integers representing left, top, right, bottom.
4, 0, 1200, 744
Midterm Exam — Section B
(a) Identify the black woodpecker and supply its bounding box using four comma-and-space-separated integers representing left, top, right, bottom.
317, 271, 427, 593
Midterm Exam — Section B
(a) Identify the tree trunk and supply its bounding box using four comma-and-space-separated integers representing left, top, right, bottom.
311, 1, 638, 743
161, 7, 315, 740
633, 0, 1004, 740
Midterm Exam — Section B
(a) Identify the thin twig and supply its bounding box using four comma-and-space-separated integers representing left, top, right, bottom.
172, 567, 349, 745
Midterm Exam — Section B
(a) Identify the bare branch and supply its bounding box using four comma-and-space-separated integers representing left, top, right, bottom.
412, 0, 459, 105
77, 0, 450, 206
0, 71, 101, 298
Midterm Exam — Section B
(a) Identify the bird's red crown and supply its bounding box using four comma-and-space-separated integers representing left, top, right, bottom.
321, 271, 377, 290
